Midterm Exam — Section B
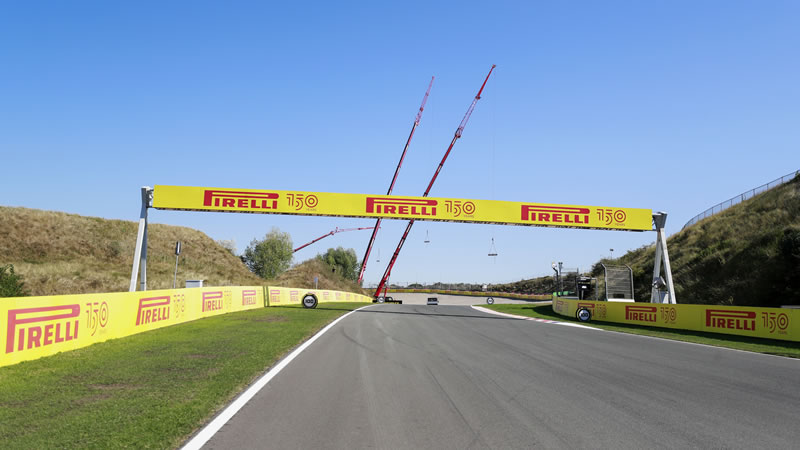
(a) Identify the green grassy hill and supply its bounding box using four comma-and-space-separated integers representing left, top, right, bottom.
484, 174, 800, 307
0, 206, 366, 297
593, 174, 800, 307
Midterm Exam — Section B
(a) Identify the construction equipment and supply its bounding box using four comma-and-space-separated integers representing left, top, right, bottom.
293, 226, 375, 253
373, 65, 496, 299
357, 77, 434, 284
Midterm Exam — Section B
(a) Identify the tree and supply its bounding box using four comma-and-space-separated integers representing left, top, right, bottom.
242, 228, 293, 279
0, 264, 28, 297
318, 247, 359, 282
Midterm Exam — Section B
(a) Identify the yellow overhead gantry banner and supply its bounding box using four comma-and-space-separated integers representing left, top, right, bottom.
152, 185, 653, 231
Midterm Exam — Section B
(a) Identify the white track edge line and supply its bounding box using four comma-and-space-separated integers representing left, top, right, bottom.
471, 305, 601, 330
181, 304, 375, 450
472, 306, 799, 360
470, 305, 529, 320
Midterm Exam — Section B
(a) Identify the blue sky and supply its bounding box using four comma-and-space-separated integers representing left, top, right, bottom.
2, 1, 798, 287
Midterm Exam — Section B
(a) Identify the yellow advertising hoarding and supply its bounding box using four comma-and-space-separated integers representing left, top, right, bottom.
0, 286, 264, 368
0, 285, 371, 368
266, 287, 372, 306
153, 185, 654, 231
552, 298, 800, 342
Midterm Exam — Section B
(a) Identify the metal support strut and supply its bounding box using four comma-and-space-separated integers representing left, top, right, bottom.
650, 211, 676, 304
129, 186, 153, 292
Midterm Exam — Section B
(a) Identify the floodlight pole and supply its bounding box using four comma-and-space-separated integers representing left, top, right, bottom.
650, 211, 676, 304
129, 186, 153, 292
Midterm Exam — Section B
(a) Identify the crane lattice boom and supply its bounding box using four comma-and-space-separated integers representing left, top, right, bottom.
294, 226, 376, 253
357, 77, 435, 284
373, 65, 496, 298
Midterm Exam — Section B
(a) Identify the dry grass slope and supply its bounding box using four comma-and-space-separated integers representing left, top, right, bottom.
273, 258, 368, 295
0, 206, 369, 297
0, 206, 263, 296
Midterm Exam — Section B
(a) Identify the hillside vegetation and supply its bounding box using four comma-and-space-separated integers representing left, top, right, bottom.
595, 174, 800, 307
489, 277, 557, 295
0, 206, 366, 297
274, 258, 367, 295
0, 206, 263, 295
488, 174, 800, 307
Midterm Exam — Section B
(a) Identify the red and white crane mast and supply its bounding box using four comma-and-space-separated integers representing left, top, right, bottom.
374, 65, 496, 299
357, 77, 435, 284
293, 226, 376, 253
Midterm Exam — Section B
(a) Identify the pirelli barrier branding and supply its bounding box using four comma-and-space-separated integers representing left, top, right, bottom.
153, 185, 654, 232
1, 286, 370, 368
266, 287, 372, 306
552, 298, 800, 342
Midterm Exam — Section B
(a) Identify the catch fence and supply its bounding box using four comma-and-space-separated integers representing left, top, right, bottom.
683, 170, 799, 230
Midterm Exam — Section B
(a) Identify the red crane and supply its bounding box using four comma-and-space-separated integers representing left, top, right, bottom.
357, 77, 435, 284
374, 65, 496, 299
293, 226, 376, 253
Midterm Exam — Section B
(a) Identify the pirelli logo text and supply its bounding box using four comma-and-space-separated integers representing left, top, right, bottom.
706, 310, 756, 331
269, 289, 281, 304
521, 205, 590, 225
578, 302, 607, 320
366, 197, 437, 217
136, 296, 170, 326
625, 305, 657, 323
242, 290, 257, 306
203, 190, 279, 210
202, 291, 224, 312
6, 305, 80, 354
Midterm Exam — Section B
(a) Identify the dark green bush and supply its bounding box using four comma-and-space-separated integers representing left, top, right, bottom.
318, 247, 359, 282
779, 227, 800, 262
0, 264, 29, 297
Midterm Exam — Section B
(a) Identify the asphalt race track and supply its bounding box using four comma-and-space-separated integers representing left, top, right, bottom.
377, 292, 548, 305
200, 304, 799, 449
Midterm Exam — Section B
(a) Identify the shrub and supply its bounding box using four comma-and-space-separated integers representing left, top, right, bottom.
317, 247, 359, 282
242, 228, 293, 279
0, 264, 29, 297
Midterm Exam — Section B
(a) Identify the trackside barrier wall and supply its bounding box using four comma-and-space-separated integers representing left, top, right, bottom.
552, 298, 800, 342
1, 286, 370, 368
266, 287, 372, 306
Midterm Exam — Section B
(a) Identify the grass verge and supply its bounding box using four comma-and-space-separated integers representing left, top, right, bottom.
483, 303, 800, 358
0, 303, 368, 449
